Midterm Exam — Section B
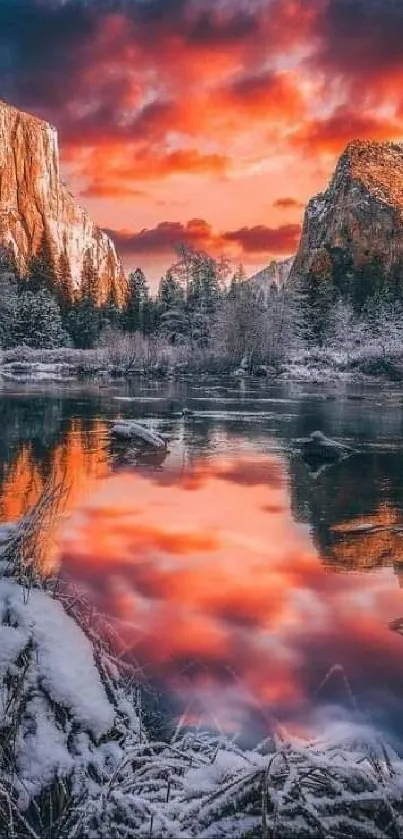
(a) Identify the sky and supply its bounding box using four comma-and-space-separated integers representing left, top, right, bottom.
1, 0, 403, 283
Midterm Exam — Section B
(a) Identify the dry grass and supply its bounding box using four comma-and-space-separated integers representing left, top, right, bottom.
1, 475, 70, 590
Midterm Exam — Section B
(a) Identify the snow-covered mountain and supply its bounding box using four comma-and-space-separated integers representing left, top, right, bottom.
290, 140, 403, 302
0, 100, 126, 304
249, 256, 295, 294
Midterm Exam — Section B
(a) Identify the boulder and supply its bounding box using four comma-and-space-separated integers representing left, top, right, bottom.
111, 421, 168, 449
295, 430, 355, 464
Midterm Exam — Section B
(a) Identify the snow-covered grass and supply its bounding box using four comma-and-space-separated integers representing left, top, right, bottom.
279, 342, 403, 384
3, 340, 403, 387
1, 489, 403, 837
4, 317, 403, 387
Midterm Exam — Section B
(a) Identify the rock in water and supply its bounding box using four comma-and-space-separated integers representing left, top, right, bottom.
295, 430, 355, 465
0, 100, 126, 304
111, 421, 168, 449
290, 140, 403, 302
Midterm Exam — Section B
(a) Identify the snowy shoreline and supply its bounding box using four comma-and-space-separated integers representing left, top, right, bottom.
1, 559, 403, 838
1, 494, 403, 837
0, 354, 399, 387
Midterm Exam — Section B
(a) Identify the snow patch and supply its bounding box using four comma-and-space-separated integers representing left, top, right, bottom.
0, 580, 114, 739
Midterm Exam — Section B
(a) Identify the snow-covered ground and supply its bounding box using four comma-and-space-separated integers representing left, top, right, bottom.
2, 338, 403, 386
1, 552, 403, 838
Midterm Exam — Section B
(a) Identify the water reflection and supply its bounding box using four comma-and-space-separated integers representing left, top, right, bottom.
0, 394, 112, 523
59, 454, 403, 745
2, 385, 403, 581
2, 383, 403, 741
290, 452, 403, 578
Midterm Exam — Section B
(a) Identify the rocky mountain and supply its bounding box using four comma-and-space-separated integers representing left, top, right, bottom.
290, 140, 403, 305
249, 256, 294, 296
0, 100, 126, 303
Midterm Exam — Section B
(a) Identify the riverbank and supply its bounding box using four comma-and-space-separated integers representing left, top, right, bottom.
1, 344, 403, 386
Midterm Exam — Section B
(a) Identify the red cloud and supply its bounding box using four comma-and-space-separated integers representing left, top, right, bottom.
7, 0, 403, 172
222, 223, 301, 254
213, 69, 305, 121
8, 0, 403, 285
107, 220, 214, 255
107, 219, 301, 259
290, 106, 403, 155
8, 0, 316, 163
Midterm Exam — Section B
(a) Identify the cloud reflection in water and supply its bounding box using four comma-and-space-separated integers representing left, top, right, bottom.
59, 454, 403, 744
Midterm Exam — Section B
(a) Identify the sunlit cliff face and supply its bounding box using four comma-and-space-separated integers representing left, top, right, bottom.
59, 454, 403, 741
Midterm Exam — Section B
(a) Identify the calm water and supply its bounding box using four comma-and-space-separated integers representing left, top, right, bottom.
3, 376, 403, 744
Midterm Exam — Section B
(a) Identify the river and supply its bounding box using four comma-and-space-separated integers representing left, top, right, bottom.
2, 376, 403, 745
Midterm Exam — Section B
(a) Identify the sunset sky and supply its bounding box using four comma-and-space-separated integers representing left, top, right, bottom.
1, 0, 403, 282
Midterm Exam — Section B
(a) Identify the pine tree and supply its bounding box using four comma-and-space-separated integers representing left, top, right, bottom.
172, 246, 225, 347
0, 271, 18, 348
123, 268, 151, 334
101, 291, 121, 333
157, 270, 187, 343
67, 250, 102, 348
300, 269, 337, 347
81, 250, 99, 305
228, 264, 247, 298
26, 231, 57, 294
57, 250, 75, 313
67, 298, 101, 349
0, 244, 19, 276
15, 288, 68, 348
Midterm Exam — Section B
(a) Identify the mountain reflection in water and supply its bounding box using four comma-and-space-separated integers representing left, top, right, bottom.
290, 452, 403, 578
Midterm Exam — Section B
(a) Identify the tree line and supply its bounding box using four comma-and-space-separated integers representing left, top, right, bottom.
0, 241, 302, 366
0, 236, 399, 368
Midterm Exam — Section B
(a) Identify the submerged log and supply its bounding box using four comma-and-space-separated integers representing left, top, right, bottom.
111, 421, 168, 449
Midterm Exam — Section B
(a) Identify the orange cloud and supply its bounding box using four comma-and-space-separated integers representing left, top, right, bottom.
71, 145, 230, 196
80, 183, 147, 199
8, 0, 403, 280
274, 197, 305, 210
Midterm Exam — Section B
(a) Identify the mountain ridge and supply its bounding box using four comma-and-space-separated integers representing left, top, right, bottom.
289, 139, 403, 304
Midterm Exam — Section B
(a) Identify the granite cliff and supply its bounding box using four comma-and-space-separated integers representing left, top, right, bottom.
0, 100, 126, 303
290, 140, 403, 305
249, 256, 294, 296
